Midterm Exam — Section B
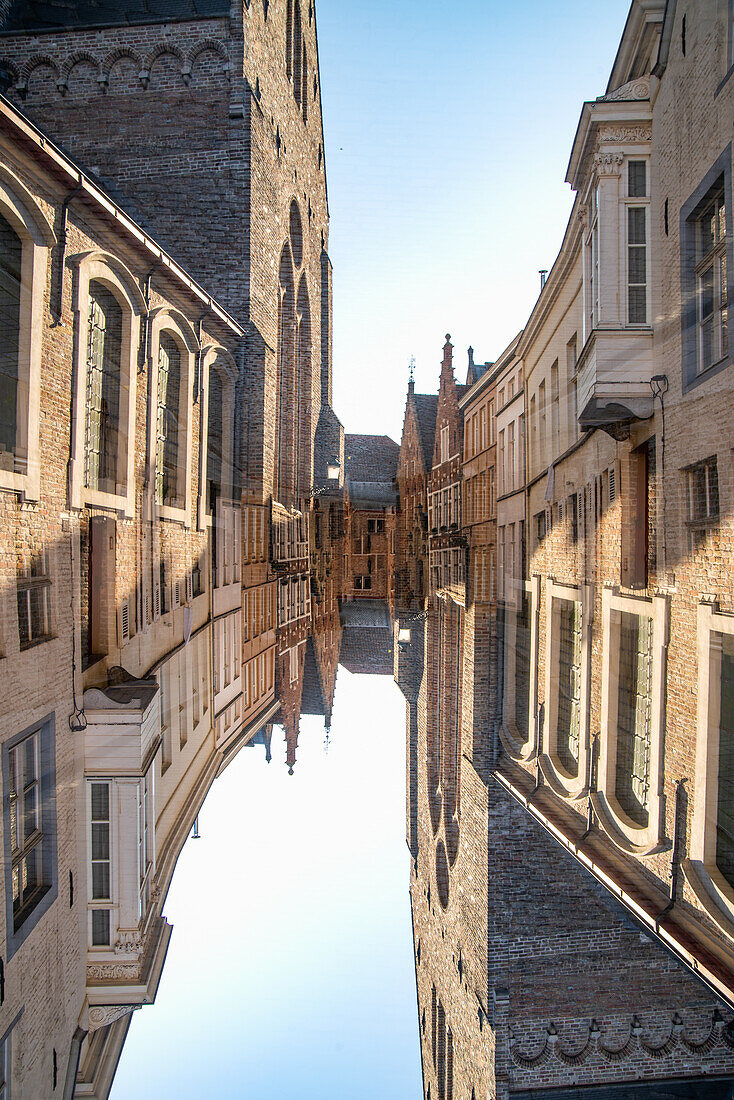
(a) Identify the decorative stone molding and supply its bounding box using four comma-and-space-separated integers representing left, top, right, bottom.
599, 77, 650, 102
593, 151, 624, 177
86, 962, 140, 983
114, 931, 144, 955
87, 1004, 140, 1033
510, 1011, 733, 1069
598, 124, 652, 146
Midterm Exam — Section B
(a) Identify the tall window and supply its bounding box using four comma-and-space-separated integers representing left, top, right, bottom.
89, 781, 111, 946
716, 633, 734, 889
615, 612, 653, 826
685, 455, 719, 551
17, 548, 52, 649
587, 185, 600, 331
696, 188, 728, 373
207, 367, 224, 514
556, 600, 582, 776
156, 333, 182, 507
85, 281, 122, 494
507, 421, 515, 493
628, 161, 648, 324
440, 424, 449, 464
9, 729, 44, 929
0, 214, 21, 472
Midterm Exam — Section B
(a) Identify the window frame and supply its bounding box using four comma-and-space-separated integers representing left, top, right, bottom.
595, 588, 668, 853
69, 253, 144, 518
541, 580, 593, 799
680, 145, 733, 393
149, 310, 197, 525
0, 167, 55, 501
2, 714, 57, 959
686, 601, 734, 936
198, 345, 237, 531
16, 546, 54, 650
624, 157, 650, 326
499, 574, 540, 761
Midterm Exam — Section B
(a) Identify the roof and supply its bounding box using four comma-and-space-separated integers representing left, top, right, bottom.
344, 434, 399, 483
1, 0, 230, 32
411, 394, 438, 469
339, 601, 393, 676
348, 480, 396, 508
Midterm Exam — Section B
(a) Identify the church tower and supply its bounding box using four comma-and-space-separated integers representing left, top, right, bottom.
0, 0, 332, 505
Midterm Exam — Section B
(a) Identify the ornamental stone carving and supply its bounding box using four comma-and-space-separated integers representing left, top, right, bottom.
599, 77, 650, 102
114, 930, 144, 955
593, 151, 624, 176
87, 1004, 140, 1033
510, 1010, 733, 1070
86, 962, 140, 982
598, 124, 652, 146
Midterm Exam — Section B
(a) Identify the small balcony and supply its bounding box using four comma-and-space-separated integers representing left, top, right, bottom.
576, 326, 655, 439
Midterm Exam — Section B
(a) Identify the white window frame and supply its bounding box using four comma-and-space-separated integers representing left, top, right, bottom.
198, 346, 237, 531
541, 580, 593, 799
0, 166, 54, 502
686, 601, 734, 937
624, 157, 650, 327
148, 310, 197, 526
69, 252, 144, 518
594, 588, 668, 853
500, 575, 540, 761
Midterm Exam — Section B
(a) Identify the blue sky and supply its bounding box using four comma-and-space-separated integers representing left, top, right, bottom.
317, 0, 632, 441
111, 672, 420, 1099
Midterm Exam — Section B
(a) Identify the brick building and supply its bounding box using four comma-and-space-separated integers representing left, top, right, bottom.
0, 0, 350, 1092
343, 432, 398, 602
394, 372, 437, 617
396, 3, 734, 1096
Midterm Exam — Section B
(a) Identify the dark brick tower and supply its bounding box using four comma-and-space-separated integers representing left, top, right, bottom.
0, 0, 332, 503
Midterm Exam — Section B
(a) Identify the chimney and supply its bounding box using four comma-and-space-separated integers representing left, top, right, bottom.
539, 269, 548, 290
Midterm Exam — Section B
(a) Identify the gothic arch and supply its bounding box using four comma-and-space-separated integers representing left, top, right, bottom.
102, 47, 142, 79
296, 274, 312, 498
276, 243, 296, 504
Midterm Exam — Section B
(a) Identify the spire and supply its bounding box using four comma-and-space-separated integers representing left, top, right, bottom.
408, 356, 415, 396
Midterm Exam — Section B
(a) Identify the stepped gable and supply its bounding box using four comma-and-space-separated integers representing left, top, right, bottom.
1, 0, 229, 31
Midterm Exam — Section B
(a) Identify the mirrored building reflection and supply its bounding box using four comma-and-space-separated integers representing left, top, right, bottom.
393, 3, 734, 1096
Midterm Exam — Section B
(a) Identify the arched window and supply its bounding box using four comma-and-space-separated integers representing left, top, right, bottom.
156, 333, 182, 507
296, 275, 311, 498
207, 365, 224, 514
614, 611, 653, 828
85, 281, 123, 494
0, 213, 22, 468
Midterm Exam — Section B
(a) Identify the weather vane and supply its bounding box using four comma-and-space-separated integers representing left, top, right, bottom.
409, 356, 416, 384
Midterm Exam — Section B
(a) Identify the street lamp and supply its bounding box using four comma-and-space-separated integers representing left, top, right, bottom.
327, 457, 340, 480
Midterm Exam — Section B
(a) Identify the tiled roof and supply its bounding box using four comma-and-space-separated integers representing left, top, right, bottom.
348, 481, 396, 508
344, 434, 399, 483
1, 0, 229, 31
339, 601, 394, 676
411, 394, 438, 468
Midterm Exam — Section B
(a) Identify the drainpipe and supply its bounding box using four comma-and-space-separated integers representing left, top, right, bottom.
53, 182, 83, 325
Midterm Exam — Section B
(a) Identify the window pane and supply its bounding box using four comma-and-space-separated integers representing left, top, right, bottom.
701, 202, 716, 257
629, 286, 647, 324
557, 600, 581, 777
23, 784, 38, 840
92, 909, 110, 946
86, 281, 122, 493
91, 782, 109, 821
91, 822, 109, 861
628, 160, 646, 197
92, 862, 110, 900
628, 207, 646, 244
